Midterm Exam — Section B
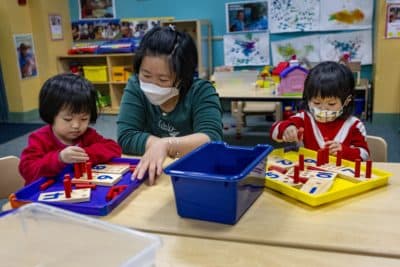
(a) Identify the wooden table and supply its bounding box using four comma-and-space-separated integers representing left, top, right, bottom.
156, 233, 400, 266
104, 162, 400, 259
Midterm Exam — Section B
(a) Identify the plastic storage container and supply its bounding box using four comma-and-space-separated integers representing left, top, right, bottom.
83, 65, 108, 82
0, 203, 161, 267
164, 142, 273, 224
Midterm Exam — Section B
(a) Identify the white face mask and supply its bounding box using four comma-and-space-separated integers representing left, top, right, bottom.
140, 80, 179, 105
309, 106, 343, 123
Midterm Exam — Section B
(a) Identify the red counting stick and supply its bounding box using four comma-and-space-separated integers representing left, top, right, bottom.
63, 176, 72, 198
40, 179, 55, 191
75, 183, 96, 189
299, 154, 304, 171
354, 159, 361, 177
336, 151, 342, 166
74, 163, 81, 178
293, 165, 300, 184
365, 160, 372, 178
268, 165, 287, 174
317, 149, 323, 166
86, 161, 92, 180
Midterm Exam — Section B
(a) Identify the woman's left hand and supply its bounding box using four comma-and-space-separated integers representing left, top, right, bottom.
325, 140, 342, 156
132, 138, 169, 185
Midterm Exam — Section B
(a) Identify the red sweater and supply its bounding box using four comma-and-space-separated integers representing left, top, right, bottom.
270, 111, 369, 161
19, 125, 122, 185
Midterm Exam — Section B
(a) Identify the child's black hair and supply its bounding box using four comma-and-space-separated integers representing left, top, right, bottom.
303, 61, 355, 119
39, 73, 98, 124
133, 26, 198, 97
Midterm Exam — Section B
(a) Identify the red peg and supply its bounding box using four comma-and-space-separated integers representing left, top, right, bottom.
74, 163, 81, 178
317, 149, 323, 166
299, 154, 304, 171
365, 160, 372, 178
63, 176, 72, 198
336, 151, 342, 166
354, 159, 361, 178
293, 165, 300, 184
40, 179, 55, 191
86, 161, 93, 180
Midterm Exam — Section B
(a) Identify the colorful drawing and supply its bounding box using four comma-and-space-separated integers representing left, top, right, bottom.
269, 0, 320, 33
329, 8, 365, 24
224, 32, 270, 66
320, 0, 373, 30
319, 30, 372, 65
271, 35, 320, 65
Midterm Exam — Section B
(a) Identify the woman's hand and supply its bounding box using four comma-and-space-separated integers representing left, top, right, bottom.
282, 125, 299, 142
132, 138, 169, 185
59, 146, 89, 164
325, 140, 342, 156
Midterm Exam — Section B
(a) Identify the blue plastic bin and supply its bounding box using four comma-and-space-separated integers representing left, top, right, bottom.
164, 142, 273, 224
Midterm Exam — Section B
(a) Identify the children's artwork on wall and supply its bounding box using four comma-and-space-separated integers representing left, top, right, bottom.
386, 4, 400, 38
319, 30, 372, 64
79, 0, 115, 19
271, 35, 320, 65
269, 0, 320, 33
13, 34, 38, 80
72, 19, 120, 41
320, 0, 373, 30
120, 18, 164, 39
226, 1, 269, 33
224, 32, 270, 66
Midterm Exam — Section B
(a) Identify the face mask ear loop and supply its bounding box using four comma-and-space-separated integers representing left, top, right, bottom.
343, 95, 352, 107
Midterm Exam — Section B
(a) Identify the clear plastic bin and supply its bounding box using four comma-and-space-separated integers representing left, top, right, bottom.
0, 203, 161, 267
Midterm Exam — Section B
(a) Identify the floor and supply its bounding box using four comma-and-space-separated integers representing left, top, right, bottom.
0, 113, 399, 162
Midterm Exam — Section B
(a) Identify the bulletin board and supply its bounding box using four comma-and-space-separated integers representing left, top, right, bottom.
224, 0, 374, 67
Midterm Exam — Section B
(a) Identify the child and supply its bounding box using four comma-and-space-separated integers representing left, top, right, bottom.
19, 73, 122, 185
117, 26, 223, 185
270, 61, 369, 161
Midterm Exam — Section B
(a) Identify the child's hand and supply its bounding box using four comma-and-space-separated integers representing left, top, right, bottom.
132, 139, 169, 186
282, 125, 299, 142
325, 140, 342, 156
59, 146, 89, 164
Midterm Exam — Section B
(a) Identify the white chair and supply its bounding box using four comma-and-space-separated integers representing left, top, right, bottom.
0, 156, 25, 199
366, 135, 388, 162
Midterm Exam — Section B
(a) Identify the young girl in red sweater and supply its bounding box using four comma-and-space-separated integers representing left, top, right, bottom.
270, 61, 369, 161
19, 73, 121, 185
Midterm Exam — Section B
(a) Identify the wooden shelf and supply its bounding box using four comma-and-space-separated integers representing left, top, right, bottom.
161, 20, 212, 79
57, 53, 135, 115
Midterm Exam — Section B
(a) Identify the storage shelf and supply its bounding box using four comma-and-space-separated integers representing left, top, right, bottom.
57, 53, 135, 115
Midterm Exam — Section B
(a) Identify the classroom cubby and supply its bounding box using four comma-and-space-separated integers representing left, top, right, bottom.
57, 53, 135, 114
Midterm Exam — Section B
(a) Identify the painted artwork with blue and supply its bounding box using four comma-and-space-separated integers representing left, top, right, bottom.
224, 32, 270, 66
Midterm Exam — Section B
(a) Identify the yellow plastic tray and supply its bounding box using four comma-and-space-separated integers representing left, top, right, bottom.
265, 147, 392, 206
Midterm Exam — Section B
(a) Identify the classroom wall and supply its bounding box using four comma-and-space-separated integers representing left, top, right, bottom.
0, 0, 72, 122
373, 0, 400, 114
67, 0, 398, 115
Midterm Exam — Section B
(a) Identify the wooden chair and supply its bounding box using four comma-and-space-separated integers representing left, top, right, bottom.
0, 156, 24, 200
366, 135, 388, 162
231, 101, 282, 136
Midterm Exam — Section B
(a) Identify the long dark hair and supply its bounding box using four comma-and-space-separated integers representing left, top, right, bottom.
133, 26, 198, 97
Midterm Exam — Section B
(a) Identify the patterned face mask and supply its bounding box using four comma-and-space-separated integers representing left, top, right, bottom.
309, 106, 344, 123
309, 96, 352, 123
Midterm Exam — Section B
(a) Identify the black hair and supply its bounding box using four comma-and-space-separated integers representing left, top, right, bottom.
303, 61, 355, 119
39, 73, 98, 124
133, 26, 198, 97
